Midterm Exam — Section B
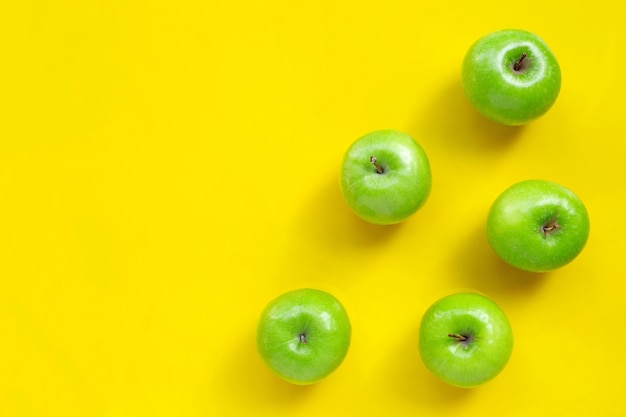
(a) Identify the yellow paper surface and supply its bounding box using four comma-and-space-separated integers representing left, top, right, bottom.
1, 1, 624, 415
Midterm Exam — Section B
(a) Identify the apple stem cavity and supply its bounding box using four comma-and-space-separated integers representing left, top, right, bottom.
370, 156, 384, 174
299, 334, 307, 344
513, 52, 528, 72
448, 334, 468, 341
542, 215, 560, 237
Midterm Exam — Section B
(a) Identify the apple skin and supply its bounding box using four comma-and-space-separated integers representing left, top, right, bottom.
461, 29, 561, 125
487, 179, 590, 273
339, 130, 431, 225
418, 293, 514, 388
256, 288, 351, 385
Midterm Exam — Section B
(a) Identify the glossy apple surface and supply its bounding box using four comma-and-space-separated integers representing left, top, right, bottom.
461, 29, 561, 125
256, 288, 351, 385
418, 293, 513, 388
487, 179, 590, 272
339, 130, 431, 225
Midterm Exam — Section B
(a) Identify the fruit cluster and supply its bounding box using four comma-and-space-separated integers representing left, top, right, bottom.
256, 29, 590, 388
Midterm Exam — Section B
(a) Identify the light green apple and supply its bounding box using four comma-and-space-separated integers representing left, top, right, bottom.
418, 293, 514, 388
256, 288, 351, 385
339, 130, 431, 225
461, 29, 561, 125
487, 179, 590, 272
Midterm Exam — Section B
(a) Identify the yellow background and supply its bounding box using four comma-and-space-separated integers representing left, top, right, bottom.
1, 0, 625, 416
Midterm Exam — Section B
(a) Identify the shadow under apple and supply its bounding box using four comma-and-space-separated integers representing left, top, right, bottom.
379, 319, 476, 407
206, 321, 319, 413
412, 77, 526, 157
272, 174, 411, 288
447, 223, 548, 299
302, 174, 405, 250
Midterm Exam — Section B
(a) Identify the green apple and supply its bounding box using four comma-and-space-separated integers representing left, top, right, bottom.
418, 293, 514, 388
256, 288, 351, 385
339, 130, 431, 225
461, 29, 561, 125
487, 179, 590, 273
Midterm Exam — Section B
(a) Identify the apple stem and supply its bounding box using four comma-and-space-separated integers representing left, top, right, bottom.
513, 52, 527, 71
299, 334, 307, 344
370, 156, 384, 174
448, 334, 468, 341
